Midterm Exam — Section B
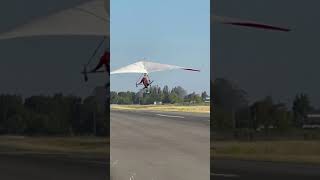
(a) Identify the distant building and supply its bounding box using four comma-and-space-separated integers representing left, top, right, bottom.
204, 97, 210, 103
153, 101, 162, 105
303, 114, 320, 128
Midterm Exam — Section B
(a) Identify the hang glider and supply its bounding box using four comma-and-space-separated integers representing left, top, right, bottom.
212, 15, 291, 32
0, 0, 110, 83
111, 61, 199, 92
0, 0, 109, 40
110, 61, 200, 75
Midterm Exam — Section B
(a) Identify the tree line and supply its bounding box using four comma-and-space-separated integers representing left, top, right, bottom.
212, 78, 315, 134
111, 85, 209, 105
0, 91, 109, 136
1, 79, 314, 137
0, 85, 209, 136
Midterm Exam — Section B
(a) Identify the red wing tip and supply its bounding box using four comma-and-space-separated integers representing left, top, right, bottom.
223, 22, 291, 32
183, 68, 200, 72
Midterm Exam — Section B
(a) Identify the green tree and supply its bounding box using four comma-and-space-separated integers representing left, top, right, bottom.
185, 92, 202, 104
169, 92, 182, 104
292, 93, 312, 127
250, 96, 274, 131
162, 85, 170, 103
212, 107, 233, 130
273, 103, 291, 130
117, 91, 134, 104
212, 78, 248, 111
171, 86, 187, 99
110, 91, 118, 104
0, 95, 25, 134
201, 91, 209, 101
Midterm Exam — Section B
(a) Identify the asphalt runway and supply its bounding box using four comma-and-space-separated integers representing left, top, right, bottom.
0, 153, 108, 180
2, 110, 319, 180
212, 159, 320, 180
110, 110, 210, 180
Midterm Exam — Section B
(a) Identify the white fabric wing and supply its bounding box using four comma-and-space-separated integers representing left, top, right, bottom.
0, 0, 109, 40
143, 61, 182, 73
111, 61, 149, 74
111, 61, 199, 75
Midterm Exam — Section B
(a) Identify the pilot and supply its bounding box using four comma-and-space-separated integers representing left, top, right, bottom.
139, 73, 151, 89
90, 51, 110, 73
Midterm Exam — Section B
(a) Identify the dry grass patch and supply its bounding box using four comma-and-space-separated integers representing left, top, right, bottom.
111, 104, 210, 113
213, 140, 320, 164
0, 136, 109, 156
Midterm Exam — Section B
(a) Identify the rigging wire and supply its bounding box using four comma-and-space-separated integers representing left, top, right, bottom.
136, 73, 144, 86
85, 36, 106, 67
82, 36, 107, 82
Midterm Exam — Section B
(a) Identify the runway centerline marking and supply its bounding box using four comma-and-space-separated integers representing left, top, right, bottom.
211, 173, 240, 178
155, 114, 185, 119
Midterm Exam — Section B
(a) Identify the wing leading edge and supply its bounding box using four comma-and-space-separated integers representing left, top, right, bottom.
0, 0, 109, 40
111, 61, 200, 75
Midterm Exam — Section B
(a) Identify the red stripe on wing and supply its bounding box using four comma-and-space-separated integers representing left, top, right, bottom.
182, 68, 200, 72
222, 22, 291, 32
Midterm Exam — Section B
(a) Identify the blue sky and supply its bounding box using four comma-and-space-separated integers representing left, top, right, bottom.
0, 0, 209, 98
110, 0, 210, 94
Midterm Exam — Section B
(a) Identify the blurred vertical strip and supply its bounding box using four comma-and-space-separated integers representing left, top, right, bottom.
210, 1, 214, 179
